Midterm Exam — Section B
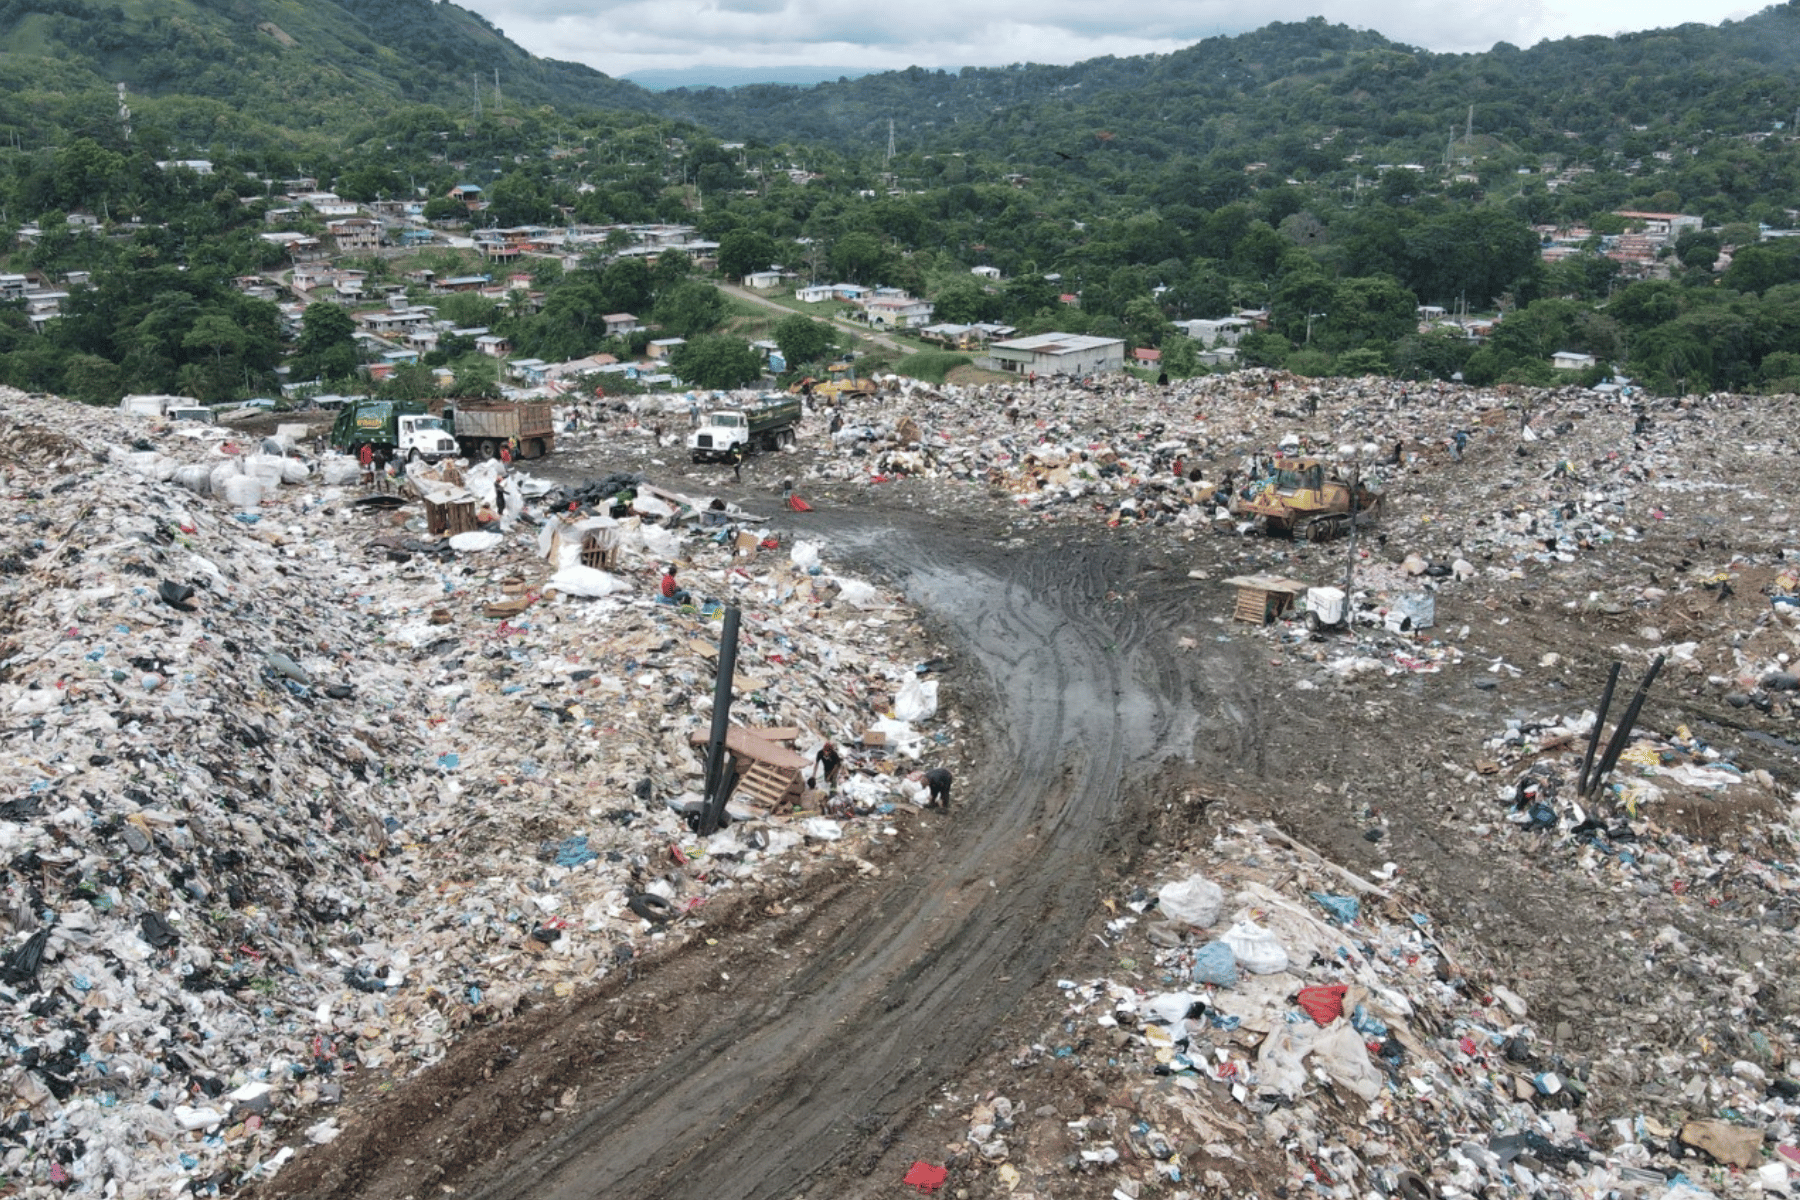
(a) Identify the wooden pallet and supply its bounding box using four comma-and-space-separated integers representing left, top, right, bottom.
735, 760, 803, 808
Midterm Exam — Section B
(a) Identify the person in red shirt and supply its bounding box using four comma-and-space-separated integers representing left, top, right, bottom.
660, 565, 692, 606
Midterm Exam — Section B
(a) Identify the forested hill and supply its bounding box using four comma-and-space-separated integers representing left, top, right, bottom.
0, 0, 651, 150
7, 0, 1800, 172
664, 7, 1800, 168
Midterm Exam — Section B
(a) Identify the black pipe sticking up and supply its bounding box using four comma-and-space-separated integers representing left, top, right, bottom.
697, 606, 743, 837
1576, 661, 1623, 796
1584, 655, 1666, 800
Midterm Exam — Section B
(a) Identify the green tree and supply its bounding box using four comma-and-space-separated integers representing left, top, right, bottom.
294, 301, 360, 381
772, 314, 835, 368
1161, 334, 1201, 377
671, 335, 762, 389
717, 228, 779, 280
62, 353, 124, 405
829, 231, 890, 284
652, 281, 727, 338
452, 358, 502, 398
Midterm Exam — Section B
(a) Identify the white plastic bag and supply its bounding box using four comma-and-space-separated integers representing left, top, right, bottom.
173, 464, 213, 495
1159, 875, 1224, 928
220, 476, 264, 508
547, 565, 627, 598
1222, 919, 1289, 974
1143, 992, 1203, 1025
790, 540, 823, 573
319, 457, 362, 486
833, 577, 883, 609
894, 676, 939, 722
449, 531, 504, 553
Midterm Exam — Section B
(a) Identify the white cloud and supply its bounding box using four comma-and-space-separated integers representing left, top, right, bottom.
460, 0, 1758, 80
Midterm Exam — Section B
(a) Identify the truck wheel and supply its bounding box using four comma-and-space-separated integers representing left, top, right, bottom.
478, 439, 498, 460
407, 448, 422, 464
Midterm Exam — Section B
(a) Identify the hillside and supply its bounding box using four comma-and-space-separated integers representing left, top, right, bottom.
0, 0, 652, 150
659, 9, 1800, 166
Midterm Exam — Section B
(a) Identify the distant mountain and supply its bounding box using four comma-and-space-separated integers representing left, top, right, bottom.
626, 66, 875, 91
0, 0, 655, 148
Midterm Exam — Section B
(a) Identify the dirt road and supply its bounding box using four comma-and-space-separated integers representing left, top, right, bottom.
268, 496, 1266, 1200
267, 417, 1800, 1200
718, 281, 912, 357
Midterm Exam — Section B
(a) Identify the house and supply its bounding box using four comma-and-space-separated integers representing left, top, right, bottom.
984, 333, 1126, 377
156, 159, 214, 175
327, 218, 382, 256
862, 295, 934, 330
1551, 351, 1597, 371
1131, 347, 1162, 365
795, 285, 834, 303
1613, 211, 1703, 240
258, 231, 324, 262
971, 265, 1002, 281
359, 308, 435, 335
449, 184, 484, 210
744, 270, 785, 290
647, 337, 686, 360
1175, 317, 1254, 347
397, 228, 436, 247
438, 275, 492, 293
475, 237, 522, 263
830, 283, 869, 302
603, 313, 644, 336
474, 334, 512, 358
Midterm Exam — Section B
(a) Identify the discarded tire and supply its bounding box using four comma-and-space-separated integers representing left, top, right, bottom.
628, 893, 676, 923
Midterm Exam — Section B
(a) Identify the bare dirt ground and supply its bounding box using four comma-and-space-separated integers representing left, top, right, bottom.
263, 415, 1800, 1200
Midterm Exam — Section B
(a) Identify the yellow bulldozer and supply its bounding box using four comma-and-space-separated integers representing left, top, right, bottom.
1234, 455, 1382, 542
789, 375, 877, 402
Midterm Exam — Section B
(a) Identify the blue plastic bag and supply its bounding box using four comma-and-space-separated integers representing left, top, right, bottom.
1309, 892, 1361, 924
1190, 941, 1237, 987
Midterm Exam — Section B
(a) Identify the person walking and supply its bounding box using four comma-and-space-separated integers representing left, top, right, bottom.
730, 445, 744, 482
811, 740, 844, 789
923, 766, 953, 810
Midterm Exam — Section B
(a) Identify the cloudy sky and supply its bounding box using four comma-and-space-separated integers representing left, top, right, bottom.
458, 0, 1758, 82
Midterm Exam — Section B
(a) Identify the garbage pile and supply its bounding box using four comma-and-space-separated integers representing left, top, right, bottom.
0, 389, 957, 1195
944, 821, 1800, 1200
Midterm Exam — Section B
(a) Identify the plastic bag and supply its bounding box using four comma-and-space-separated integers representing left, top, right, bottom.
220, 476, 264, 509
320, 457, 362, 486
1222, 919, 1288, 974
894, 676, 939, 722
449, 531, 504, 553
833, 577, 883, 609
790, 540, 823, 573
173, 464, 214, 495
1158, 875, 1224, 928
1143, 991, 1203, 1024
1190, 941, 1237, 987
547, 566, 627, 598
1309, 892, 1360, 925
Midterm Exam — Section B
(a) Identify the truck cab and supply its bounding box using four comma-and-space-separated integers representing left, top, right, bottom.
690, 411, 751, 462
396, 413, 459, 462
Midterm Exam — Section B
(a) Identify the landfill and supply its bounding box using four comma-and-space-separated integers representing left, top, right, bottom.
7, 361, 1800, 1199
0, 388, 957, 1195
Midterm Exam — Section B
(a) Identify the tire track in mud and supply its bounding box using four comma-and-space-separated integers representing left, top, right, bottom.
464, 526, 1179, 1200
267, 507, 1263, 1200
